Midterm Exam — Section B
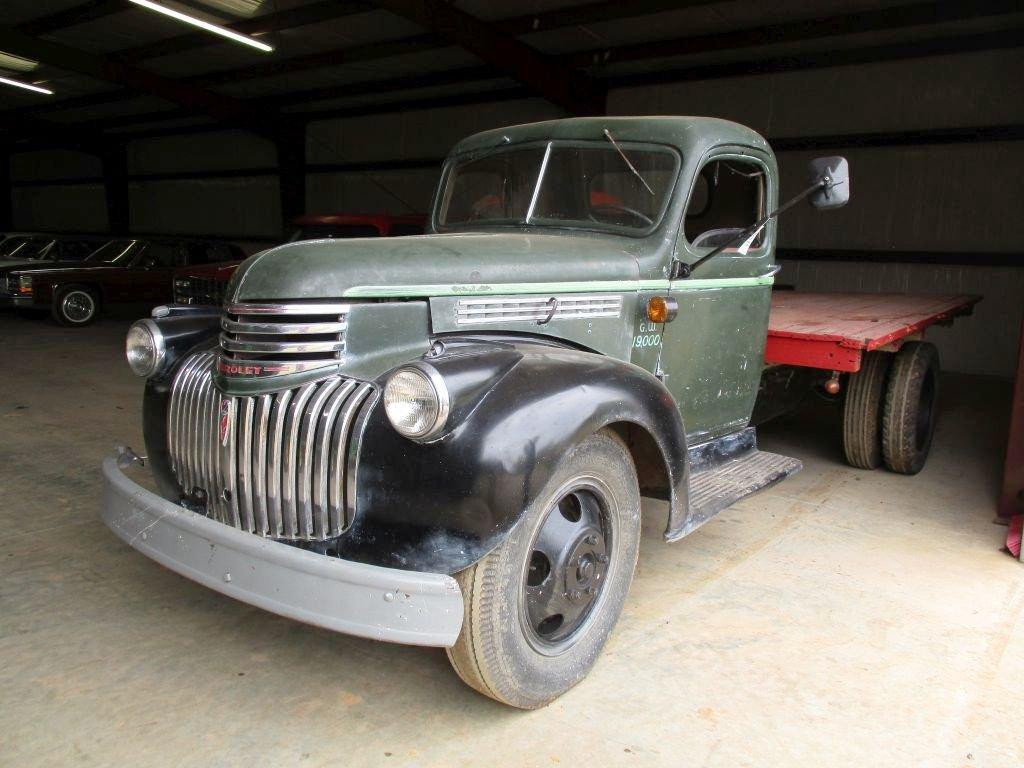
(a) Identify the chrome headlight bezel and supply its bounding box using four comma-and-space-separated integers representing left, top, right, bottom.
125, 318, 167, 378
383, 363, 451, 441
16, 274, 32, 294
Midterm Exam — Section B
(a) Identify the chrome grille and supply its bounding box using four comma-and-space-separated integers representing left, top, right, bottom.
456, 295, 623, 325
220, 302, 349, 363
167, 351, 376, 540
175, 276, 227, 307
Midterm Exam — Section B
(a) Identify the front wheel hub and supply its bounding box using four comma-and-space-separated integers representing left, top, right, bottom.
522, 485, 611, 648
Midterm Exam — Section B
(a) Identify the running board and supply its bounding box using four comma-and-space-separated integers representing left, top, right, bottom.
667, 430, 802, 541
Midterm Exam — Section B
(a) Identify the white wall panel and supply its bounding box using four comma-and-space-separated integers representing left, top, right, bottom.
306, 168, 440, 216
307, 98, 564, 163
128, 177, 281, 237
10, 150, 102, 182
11, 184, 108, 231
608, 48, 1024, 137
776, 143, 1024, 252
128, 130, 277, 174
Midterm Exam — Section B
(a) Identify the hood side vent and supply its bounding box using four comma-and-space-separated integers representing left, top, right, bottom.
221, 302, 350, 364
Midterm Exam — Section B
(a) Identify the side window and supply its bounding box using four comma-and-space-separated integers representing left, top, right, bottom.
140, 243, 185, 268
189, 243, 218, 264
62, 241, 96, 261
684, 158, 767, 252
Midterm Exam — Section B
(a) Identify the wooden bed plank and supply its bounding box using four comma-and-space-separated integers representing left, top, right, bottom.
765, 292, 980, 371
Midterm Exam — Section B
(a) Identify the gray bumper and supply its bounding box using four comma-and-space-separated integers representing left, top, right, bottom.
100, 457, 464, 647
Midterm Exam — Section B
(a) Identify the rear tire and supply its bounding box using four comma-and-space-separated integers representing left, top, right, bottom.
446, 429, 641, 709
842, 351, 892, 469
52, 285, 98, 326
882, 341, 940, 475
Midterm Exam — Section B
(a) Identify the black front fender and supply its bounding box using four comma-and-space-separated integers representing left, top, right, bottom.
337, 340, 688, 573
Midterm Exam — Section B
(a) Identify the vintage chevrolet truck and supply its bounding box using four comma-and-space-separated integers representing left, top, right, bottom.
102, 116, 854, 709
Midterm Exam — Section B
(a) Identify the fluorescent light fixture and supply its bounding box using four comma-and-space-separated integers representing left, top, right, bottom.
0, 76, 53, 95
0, 50, 39, 72
127, 0, 273, 52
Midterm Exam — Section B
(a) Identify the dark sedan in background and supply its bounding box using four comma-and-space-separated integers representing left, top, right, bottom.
0, 232, 114, 266
1, 237, 244, 326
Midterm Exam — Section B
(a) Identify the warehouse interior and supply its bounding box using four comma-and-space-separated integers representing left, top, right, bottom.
1, 1, 1022, 766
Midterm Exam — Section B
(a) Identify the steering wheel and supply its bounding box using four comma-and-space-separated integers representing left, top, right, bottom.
588, 203, 653, 227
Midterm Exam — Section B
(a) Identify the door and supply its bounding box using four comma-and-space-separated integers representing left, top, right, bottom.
131, 242, 188, 304
658, 150, 776, 443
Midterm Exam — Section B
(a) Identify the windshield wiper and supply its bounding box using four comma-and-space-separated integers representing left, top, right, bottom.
603, 129, 654, 196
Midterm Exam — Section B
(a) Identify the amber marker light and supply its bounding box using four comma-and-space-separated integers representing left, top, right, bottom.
646, 296, 678, 324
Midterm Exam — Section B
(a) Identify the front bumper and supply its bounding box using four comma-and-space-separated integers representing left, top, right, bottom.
0, 295, 32, 307
100, 456, 464, 646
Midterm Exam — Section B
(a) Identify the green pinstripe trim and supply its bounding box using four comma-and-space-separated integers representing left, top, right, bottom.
342, 275, 772, 298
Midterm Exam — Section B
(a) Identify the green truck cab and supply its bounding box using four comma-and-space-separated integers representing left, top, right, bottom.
103, 116, 849, 708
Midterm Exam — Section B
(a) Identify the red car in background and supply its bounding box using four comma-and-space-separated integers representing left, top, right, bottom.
172, 213, 426, 306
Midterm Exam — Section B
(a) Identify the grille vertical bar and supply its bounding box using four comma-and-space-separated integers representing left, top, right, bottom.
167, 353, 375, 541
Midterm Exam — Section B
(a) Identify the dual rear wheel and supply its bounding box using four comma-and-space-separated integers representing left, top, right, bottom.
842, 341, 940, 474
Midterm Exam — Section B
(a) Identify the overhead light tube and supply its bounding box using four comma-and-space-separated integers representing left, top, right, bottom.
127, 0, 274, 52
0, 76, 52, 95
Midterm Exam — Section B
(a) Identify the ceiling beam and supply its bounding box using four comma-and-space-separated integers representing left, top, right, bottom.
0, 25, 278, 136
116, 0, 375, 62
56, 17, 1024, 141
13, 0, 376, 117
370, 0, 604, 114
16, 0, 124, 36
4, 0, 719, 118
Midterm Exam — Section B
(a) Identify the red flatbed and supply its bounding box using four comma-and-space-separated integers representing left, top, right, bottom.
765, 292, 980, 372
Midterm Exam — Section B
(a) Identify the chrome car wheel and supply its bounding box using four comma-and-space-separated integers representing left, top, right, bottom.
63, 291, 95, 323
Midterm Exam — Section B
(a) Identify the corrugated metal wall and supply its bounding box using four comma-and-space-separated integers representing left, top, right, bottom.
6, 48, 1022, 376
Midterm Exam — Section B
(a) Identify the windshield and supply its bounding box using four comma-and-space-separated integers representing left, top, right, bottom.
437, 141, 678, 235
85, 239, 138, 263
1, 237, 53, 260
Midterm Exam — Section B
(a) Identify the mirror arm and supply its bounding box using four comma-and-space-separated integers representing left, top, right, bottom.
673, 176, 830, 279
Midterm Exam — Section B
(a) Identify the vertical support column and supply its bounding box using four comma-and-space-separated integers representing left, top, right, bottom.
101, 141, 129, 234
998, 317, 1024, 562
276, 124, 307, 236
0, 145, 13, 232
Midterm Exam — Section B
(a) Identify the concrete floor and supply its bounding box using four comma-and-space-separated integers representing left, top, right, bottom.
1, 311, 1022, 768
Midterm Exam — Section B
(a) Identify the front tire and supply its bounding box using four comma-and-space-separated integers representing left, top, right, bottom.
52, 285, 99, 326
446, 429, 641, 709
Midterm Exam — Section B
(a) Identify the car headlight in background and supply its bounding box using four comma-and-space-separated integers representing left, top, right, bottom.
383, 364, 450, 440
17, 275, 32, 295
125, 319, 166, 377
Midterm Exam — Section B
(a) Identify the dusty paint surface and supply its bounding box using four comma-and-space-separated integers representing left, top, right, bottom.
2, 314, 1022, 767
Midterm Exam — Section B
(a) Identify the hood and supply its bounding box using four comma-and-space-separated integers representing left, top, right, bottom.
176, 261, 241, 280
229, 231, 641, 301
0, 260, 93, 276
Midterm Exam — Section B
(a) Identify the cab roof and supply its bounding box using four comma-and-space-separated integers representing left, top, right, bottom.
448, 116, 772, 160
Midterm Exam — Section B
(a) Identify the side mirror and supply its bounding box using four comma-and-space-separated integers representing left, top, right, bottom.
808, 156, 850, 209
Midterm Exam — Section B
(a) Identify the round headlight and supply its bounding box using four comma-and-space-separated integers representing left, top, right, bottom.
383, 365, 450, 440
125, 319, 166, 378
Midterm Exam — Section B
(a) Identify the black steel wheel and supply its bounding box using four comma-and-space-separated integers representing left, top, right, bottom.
52, 284, 99, 326
447, 429, 641, 709
882, 341, 940, 475
521, 483, 611, 652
